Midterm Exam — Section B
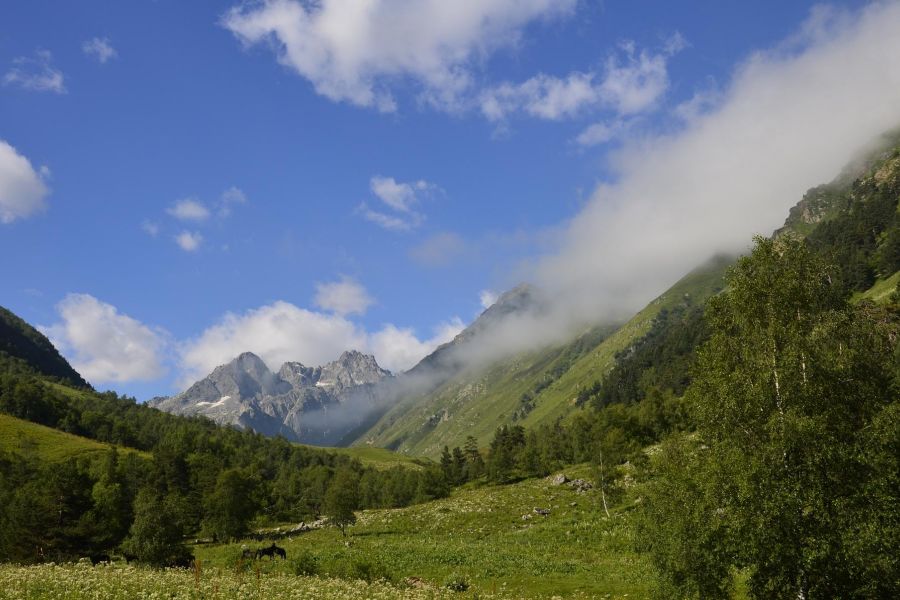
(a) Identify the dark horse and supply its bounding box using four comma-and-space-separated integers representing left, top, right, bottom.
255, 543, 286, 560
168, 554, 195, 569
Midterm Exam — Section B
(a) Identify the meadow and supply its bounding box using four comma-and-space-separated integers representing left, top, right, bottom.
0, 562, 508, 600
190, 464, 653, 599
0, 465, 652, 599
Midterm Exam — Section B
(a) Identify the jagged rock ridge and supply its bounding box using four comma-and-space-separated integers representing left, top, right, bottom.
149, 350, 391, 445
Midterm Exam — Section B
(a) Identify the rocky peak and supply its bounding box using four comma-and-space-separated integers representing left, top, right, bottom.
200, 352, 289, 399
277, 361, 320, 388
317, 350, 390, 389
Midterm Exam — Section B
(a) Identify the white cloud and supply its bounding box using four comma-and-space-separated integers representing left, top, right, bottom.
179, 301, 462, 380
222, 0, 575, 111
82, 37, 118, 64
480, 36, 683, 122
531, 2, 900, 332
3, 50, 66, 94
358, 203, 418, 231
0, 140, 50, 224
175, 230, 203, 252
43, 294, 167, 383
479, 290, 498, 309
574, 121, 623, 147
597, 36, 684, 116
167, 198, 210, 221
359, 176, 435, 231
369, 318, 464, 373
481, 71, 599, 121
314, 276, 374, 316
370, 176, 430, 213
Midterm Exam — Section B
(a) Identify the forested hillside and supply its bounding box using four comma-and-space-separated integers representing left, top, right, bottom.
0, 324, 450, 565
0, 307, 89, 388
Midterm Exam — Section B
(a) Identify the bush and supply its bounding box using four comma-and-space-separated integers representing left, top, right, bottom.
291, 550, 320, 576
444, 573, 469, 592
324, 556, 395, 583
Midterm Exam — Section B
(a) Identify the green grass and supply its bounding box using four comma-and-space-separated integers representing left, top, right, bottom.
356, 255, 730, 459
193, 465, 654, 599
852, 271, 900, 304
0, 562, 509, 599
0, 413, 148, 462
321, 445, 432, 470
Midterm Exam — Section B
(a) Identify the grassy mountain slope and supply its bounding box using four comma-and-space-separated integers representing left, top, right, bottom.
355, 134, 900, 460
0, 413, 148, 462
0, 305, 89, 388
853, 271, 900, 304
355, 256, 729, 458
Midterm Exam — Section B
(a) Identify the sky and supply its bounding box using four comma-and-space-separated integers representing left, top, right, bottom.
4, 0, 899, 400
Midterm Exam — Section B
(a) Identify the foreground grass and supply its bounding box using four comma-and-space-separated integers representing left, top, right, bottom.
0, 562, 512, 599
195, 465, 652, 599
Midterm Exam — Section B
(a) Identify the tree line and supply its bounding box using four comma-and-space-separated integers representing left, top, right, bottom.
0, 375, 450, 565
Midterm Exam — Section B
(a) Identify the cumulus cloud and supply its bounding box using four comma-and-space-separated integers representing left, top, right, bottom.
82, 37, 118, 64
179, 301, 462, 380
528, 1, 900, 335
314, 276, 374, 316
43, 294, 167, 383
480, 35, 683, 122
0, 140, 50, 224
359, 175, 435, 231
3, 50, 65, 94
175, 230, 203, 251
222, 0, 575, 111
167, 198, 210, 221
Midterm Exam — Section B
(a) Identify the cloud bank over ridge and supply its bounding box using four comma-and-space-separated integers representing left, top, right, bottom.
527, 1, 900, 335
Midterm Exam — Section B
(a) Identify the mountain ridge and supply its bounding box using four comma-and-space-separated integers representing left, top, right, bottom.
149, 349, 392, 445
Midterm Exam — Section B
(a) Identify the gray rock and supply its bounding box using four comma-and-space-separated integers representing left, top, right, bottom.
148, 350, 393, 445
550, 473, 569, 486
567, 479, 594, 493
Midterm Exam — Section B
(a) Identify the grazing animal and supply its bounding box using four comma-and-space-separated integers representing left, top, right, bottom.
122, 552, 137, 564
168, 554, 195, 569
255, 543, 286, 560
241, 548, 255, 560
89, 554, 110, 565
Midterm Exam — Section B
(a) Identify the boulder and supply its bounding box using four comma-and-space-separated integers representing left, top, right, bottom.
550, 473, 569, 486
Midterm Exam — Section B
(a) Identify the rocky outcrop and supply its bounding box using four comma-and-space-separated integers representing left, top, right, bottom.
149, 351, 392, 445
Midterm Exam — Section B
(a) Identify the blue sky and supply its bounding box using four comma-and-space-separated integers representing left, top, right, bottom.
3, 0, 896, 400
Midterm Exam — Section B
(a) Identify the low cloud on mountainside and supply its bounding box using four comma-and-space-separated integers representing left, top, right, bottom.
514, 2, 900, 345
418, 2, 900, 373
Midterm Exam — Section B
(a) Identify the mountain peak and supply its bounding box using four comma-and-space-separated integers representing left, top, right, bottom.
319, 351, 390, 389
